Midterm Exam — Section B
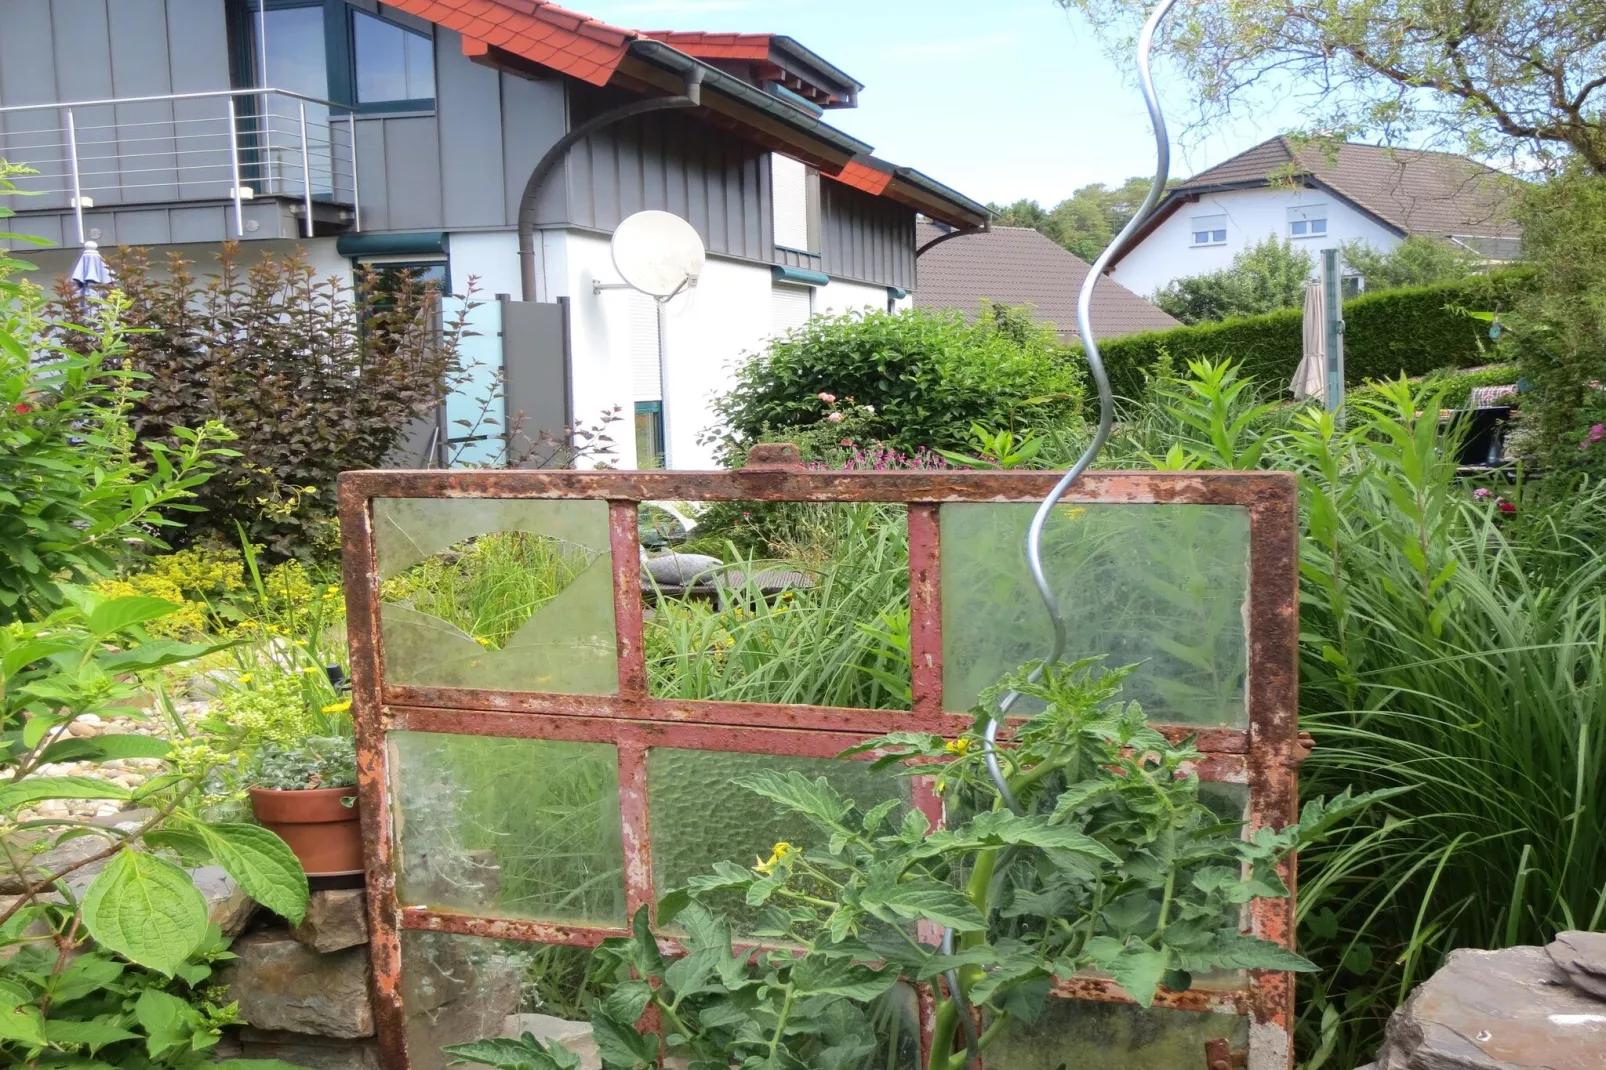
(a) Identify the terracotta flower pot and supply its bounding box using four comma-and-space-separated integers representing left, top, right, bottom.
248, 785, 363, 877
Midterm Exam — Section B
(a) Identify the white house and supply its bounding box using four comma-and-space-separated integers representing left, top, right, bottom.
1108, 136, 1521, 300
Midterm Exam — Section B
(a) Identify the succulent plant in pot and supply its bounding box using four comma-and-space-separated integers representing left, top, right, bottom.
247, 734, 363, 877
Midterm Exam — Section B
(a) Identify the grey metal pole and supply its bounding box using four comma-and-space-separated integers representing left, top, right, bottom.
1322, 247, 1346, 414
298, 100, 314, 237
65, 108, 85, 245
656, 297, 672, 468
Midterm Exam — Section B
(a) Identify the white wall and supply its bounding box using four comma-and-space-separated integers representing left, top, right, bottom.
815, 278, 890, 317
1110, 187, 1402, 299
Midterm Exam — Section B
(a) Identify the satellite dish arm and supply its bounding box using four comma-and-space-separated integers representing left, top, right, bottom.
518, 69, 706, 301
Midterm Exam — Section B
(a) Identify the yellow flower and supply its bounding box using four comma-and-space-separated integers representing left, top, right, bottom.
293, 639, 308, 648
322, 699, 353, 715
237, 673, 253, 685
300, 666, 318, 675
945, 737, 973, 756
473, 635, 493, 648
1061, 506, 1087, 522
753, 841, 796, 876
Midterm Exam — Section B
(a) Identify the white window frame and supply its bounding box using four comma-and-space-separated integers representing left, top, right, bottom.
1287, 204, 1329, 240
1190, 214, 1228, 247
771, 154, 812, 252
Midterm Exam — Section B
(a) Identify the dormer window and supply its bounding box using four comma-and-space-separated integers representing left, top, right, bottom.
771, 154, 820, 253
1288, 204, 1328, 238
1191, 214, 1227, 246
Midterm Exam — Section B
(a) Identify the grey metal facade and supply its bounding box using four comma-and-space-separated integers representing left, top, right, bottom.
0, 0, 918, 288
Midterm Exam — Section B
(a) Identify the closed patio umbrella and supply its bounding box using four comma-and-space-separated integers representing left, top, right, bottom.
69, 241, 112, 294
1291, 280, 1325, 401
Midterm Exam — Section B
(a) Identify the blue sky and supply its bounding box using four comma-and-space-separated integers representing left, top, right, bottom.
576, 0, 1312, 206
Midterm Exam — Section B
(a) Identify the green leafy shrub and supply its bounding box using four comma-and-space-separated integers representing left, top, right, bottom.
1339, 235, 1483, 292
51, 244, 468, 558
711, 307, 1083, 458
1087, 268, 1534, 400
250, 736, 358, 792
1507, 164, 1606, 482
1153, 234, 1315, 324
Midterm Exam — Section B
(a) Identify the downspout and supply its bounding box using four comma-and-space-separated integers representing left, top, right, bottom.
517, 69, 705, 301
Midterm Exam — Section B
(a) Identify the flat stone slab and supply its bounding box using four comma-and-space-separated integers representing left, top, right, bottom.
1548, 931, 1606, 1003
221, 929, 374, 1038
292, 888, 368, 952
1369, 945, 1606, 1069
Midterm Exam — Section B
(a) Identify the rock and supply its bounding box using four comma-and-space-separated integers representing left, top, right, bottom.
65, 721, 97, 738
237, 1027, 382, 1070
191, 865, 257, 936
1368, 945, 1606, 1069
1548, 931, 1606, 1003
403, 934, 526, 1070
0, 832, 110, 893
221, 929, 374, 1038
503, 1014, 600, 1070
292, 889, 368, 952
643, 553, 723, 587
78, 713, 103, 728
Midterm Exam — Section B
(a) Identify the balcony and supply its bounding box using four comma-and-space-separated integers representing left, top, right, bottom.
0, 88, 361, 249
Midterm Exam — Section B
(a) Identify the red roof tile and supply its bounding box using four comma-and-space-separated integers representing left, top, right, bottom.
385, 0, 636, 85
641, 31, 773, 62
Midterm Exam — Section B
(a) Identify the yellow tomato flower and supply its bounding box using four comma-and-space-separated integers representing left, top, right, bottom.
237, 673, 253, 685
322, 699, 353, 715
753, 841, 796, 876
945, 737, 973, 756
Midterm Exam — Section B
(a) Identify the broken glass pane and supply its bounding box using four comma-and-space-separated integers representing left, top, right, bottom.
648, 748, 908, 929
941, 503, 1250, 726
390, 732, 625, 925
374, 499, 618, 694
982, 998, 1248, 1070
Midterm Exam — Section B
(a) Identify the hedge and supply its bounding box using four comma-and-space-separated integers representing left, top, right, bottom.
1086, 268, 1534, 397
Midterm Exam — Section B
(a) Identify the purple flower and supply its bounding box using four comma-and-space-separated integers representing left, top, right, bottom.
1473, 487, 1492, 500
1589, 423, 1605, 443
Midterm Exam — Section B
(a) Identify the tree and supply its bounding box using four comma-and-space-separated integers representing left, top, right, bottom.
1153, 236, 1315, 324
1340, 235, 1483, 293
1057, 0, 1606, 174
987, 176, 1175, 261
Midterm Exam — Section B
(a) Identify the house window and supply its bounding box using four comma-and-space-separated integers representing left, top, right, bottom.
1191, 214, 1228, 246
1288, 204, 1328, 238
353, 9, 435, 108
771, 154, 819, 252
772, 284, 813, 335
635, 402, 665, 470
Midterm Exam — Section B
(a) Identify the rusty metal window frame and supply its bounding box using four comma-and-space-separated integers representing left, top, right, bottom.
338, 464, 1301, 1070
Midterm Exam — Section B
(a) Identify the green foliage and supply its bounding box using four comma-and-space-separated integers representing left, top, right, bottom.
989, 176, 1171, 261
50, 245, 467, 558
1339, 236, 1482, 293
454, 660, 1379, 1070
1507, 164, 1606, 482
711, 308, 1082, 458
0, 166, 234, 622
1089, 268, 1533, 400
1152, 235, 1315, 325
248, 737, 358, 792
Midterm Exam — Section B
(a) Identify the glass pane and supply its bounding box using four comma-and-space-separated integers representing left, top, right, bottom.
643, 501, 911, 709
400, 931, 920, 1070
941, 504, 1250, 726
375, 499, 619, 694
263, 7, 328, 99
391, 733, 625, 925
354, 10, 435, 104
649, 749, 908, 921
983, 999, 1248, 1070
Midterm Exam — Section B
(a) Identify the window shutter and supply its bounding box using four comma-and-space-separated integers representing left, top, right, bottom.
772, 285, 812, 335
629, 293, 662, 402
771, 154, 810, 251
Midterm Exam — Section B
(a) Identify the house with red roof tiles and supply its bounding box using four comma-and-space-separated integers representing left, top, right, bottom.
1, 0, 988, 469
1107, 136, 1521, 301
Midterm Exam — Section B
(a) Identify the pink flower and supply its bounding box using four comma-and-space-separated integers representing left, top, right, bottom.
1472, 487, 1492, 500
1589, 424, 1605, 443
817, 392, 836, 404
1497, 498, 1516, 514
826, 411, 844, 423
11, 403, 30, 415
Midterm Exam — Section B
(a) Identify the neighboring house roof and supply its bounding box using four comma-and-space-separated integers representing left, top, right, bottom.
385, 0, 987, 229
915, 224, 1181, 341
1110, 136, 1521, 268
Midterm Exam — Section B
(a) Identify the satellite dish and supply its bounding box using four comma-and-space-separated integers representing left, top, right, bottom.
611, 210, 705, 298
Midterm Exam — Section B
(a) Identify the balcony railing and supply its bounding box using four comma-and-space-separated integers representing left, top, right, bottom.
0, 88, 360, 244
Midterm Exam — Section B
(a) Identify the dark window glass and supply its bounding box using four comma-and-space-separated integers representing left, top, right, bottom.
1212, 228, 1226, 243
635, 402, 665, 470
1311, 218, 1328, 235
354, 10, 435, 105
262, 5, 329, 99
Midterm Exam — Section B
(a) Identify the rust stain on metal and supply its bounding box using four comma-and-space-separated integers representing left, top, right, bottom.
339, 466, 1303, 1070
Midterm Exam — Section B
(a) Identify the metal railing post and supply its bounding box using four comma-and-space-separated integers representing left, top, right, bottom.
347, 109, 361, 231
65, 107, 85, 244
298, 99, 314, 238
226, 96, 245, 237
